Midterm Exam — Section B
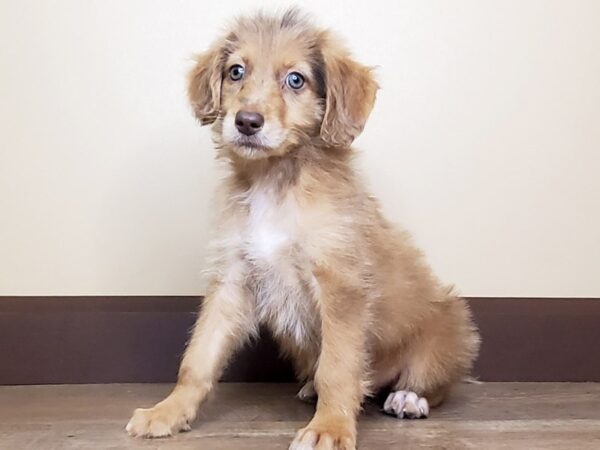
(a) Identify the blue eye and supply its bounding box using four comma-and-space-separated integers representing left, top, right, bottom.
229, 65, 245, 81
286, 72, 305, 89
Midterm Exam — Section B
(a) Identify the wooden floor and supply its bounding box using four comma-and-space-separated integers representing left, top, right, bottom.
1, 383, 599, 449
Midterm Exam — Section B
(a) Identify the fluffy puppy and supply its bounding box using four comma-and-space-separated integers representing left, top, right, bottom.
126, 9, 480, 450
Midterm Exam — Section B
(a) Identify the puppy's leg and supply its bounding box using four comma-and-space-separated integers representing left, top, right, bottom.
383, 298, 479, 420
290, 271, 368, 450
381, 360, 450, 419
126, 277, 255, 438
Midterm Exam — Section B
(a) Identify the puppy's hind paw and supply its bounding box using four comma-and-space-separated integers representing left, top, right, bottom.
382, 390, 429, 419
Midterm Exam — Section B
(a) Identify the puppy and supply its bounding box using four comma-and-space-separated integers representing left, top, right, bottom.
126, 9, 480, 450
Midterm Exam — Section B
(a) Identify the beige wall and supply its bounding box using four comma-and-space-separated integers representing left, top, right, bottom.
1, 0, 599, 297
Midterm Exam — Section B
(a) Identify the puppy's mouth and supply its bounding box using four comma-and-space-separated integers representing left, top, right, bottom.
233, 135, 271, 151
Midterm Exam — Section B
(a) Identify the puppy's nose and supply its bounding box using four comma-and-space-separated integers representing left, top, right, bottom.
235, 111, 264, 136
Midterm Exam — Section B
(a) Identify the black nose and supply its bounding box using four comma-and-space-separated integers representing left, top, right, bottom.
235, 111, 264, 136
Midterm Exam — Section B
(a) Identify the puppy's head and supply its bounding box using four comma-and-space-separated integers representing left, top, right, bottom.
188, 9, 378, 160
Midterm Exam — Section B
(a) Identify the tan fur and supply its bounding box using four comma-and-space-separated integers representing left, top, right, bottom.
126, 9, 480, 450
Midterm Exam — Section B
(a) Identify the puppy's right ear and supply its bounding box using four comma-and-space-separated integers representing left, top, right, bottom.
187, 40, 227, 125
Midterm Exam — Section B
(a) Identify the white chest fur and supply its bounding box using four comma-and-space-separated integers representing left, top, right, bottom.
241, 186, 318, 345
245, 187, 294, 262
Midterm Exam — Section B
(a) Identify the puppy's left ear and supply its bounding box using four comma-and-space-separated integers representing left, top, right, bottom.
320, 38, 379, 148
187, 39, 227, 125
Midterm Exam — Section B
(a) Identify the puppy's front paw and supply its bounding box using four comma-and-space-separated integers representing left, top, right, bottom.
126, 403, 192, 438
289, 418, 356, 450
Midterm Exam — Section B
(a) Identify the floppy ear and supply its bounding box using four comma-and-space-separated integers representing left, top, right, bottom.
187, 41, 227, 125
320, 40, 379, 148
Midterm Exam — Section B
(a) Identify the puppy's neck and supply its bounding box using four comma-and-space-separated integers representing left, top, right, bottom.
227, 143, 355, 202
230, 150, 303, 194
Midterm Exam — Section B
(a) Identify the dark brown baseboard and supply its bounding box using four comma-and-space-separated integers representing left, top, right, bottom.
1, 297, 599, 384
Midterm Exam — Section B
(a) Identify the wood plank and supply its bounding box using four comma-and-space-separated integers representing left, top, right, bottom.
0, 383, 599, 449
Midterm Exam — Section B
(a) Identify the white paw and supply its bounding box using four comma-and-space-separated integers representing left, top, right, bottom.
383, 390, 429, 419
297, 381, 317, 403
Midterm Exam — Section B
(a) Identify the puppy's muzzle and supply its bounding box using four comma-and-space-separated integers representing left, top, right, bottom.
235, 111, 264, 136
